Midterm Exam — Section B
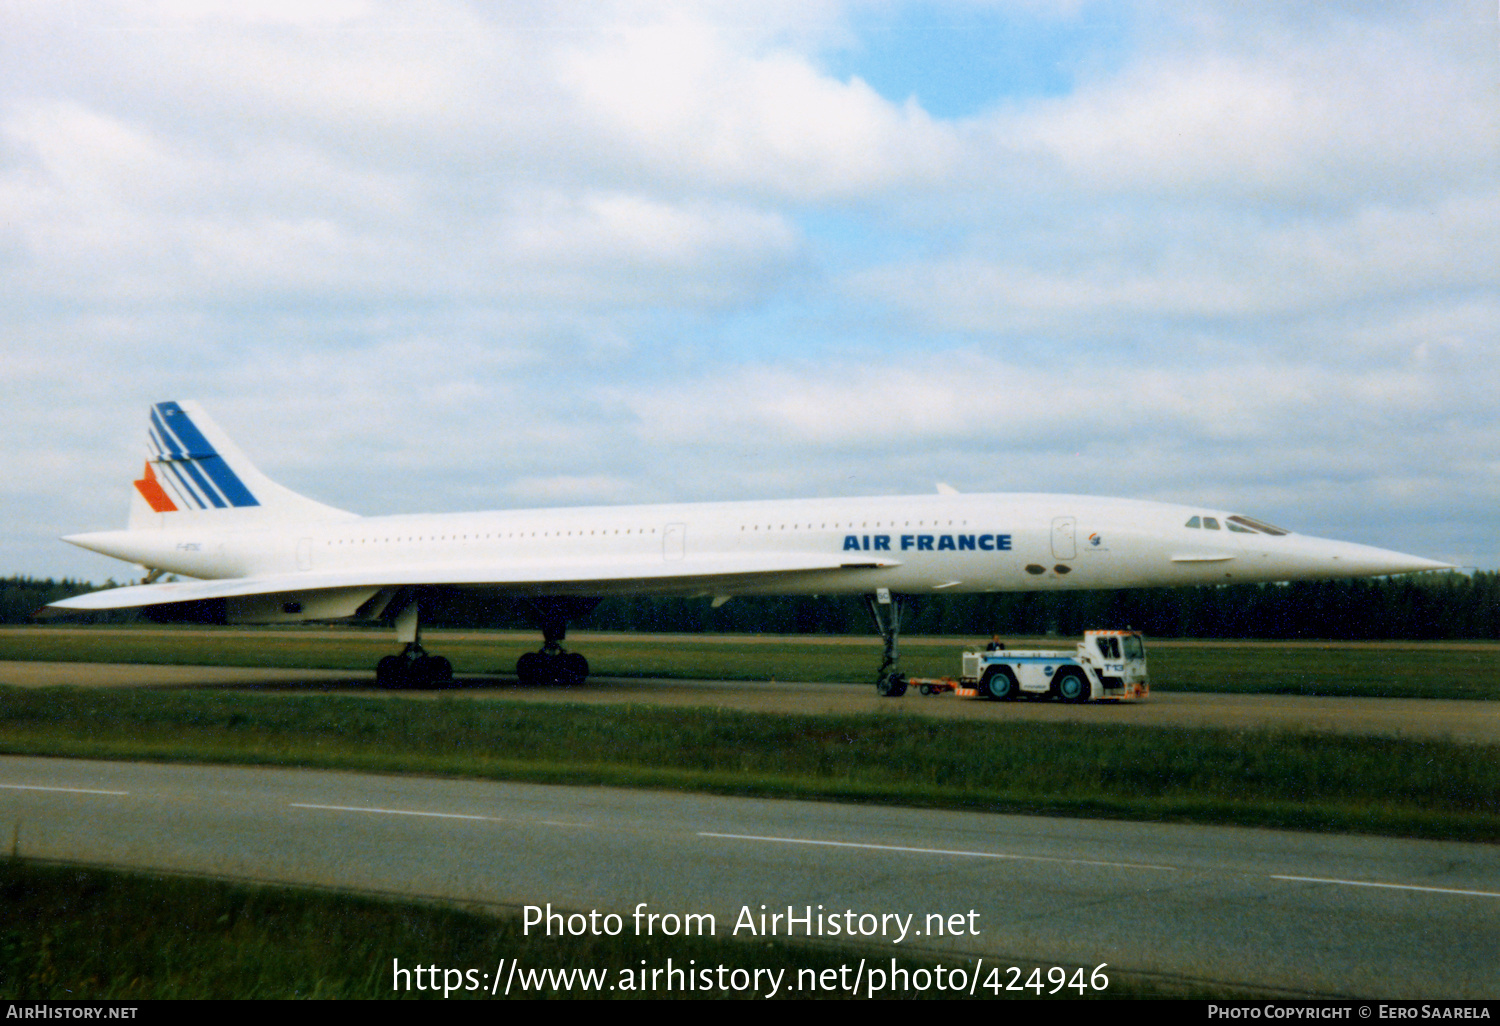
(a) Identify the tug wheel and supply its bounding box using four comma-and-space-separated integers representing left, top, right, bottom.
1052, 668, 1091, 703
980, 666, 1018, 701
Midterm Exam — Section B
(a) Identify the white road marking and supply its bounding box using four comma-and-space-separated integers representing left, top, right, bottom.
1271, 875, 1500, 899
705, 834, 1500, 899
0, 783, 128, 796
290, 802, 506, 823
698, 831, 1179, 872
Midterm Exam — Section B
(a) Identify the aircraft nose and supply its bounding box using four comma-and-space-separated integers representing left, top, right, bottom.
1307, 539, 1453, 578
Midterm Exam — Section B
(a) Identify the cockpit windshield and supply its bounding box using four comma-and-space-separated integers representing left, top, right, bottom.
1227, 515, 1290, 536
1184, 514, 1291, 536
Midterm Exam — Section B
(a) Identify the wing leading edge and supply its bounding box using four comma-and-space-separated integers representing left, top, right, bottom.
45, 552, 902, 612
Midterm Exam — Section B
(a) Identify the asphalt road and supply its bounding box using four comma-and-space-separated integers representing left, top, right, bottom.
3, 755, 1496, 998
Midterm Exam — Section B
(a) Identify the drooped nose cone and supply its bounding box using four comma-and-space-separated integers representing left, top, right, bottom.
1286, 535, 1454, 579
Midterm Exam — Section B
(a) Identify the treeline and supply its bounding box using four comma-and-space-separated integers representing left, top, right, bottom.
10, 572, 1499, 640
0, 576, 132, 625
413, 572, 1500, 640
578, 572, 1500, 640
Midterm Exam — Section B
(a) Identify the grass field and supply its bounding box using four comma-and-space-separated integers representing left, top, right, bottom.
2, 627, 1497, 842
11, 860, 1218, 1000
1, 627, 1494, 1000
2, 682, 1496, 842
4, 625, 1500, 700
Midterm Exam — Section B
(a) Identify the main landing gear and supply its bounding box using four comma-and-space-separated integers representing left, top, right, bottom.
374, 600, 454, 689
515, 597, 599, 686
865, 589, 909, 697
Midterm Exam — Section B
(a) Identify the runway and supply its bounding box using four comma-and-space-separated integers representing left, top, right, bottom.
2, 755, 1497, 998
4, 659, 1499, 744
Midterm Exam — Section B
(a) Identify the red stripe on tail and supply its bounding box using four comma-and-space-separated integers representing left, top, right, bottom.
134, 463, 177, 513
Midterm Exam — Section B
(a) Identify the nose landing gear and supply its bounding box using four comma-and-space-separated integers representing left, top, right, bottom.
865, 589, 908, 697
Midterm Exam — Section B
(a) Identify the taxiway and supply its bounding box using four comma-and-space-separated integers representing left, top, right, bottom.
2, 755, 1496, 998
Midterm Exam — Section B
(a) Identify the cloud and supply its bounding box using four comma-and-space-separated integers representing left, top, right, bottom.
555, 12, 958, 199
588, 343, 1495, 570
848, 187, 1500, 336
505, 474, 639, 506
616, 349, 1485, 450
976, 5, 1498, 203
1, 0, 1495, 581
0, 2, 874, 314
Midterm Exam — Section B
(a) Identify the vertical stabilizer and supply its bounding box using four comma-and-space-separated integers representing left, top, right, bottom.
127, 401, 355, 530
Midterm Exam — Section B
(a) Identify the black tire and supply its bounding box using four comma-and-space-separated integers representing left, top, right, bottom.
561, 652, 589, 686
376, 655, 405, 689
980, 666, 1018, 701
516, 651, 542, 686
875, 673, 908, 697
1052, 668, 1090, 703
408, 654, 441, 689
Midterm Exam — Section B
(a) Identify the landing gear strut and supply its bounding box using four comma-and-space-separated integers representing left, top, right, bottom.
375, 599, 453, 689
865, 589, 908, 697
515, 597, 598, 686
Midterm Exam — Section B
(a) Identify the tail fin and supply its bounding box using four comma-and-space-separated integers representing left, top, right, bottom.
129, 401, 355, 529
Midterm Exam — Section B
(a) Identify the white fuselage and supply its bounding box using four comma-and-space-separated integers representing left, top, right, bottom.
67, 492, 1444, 598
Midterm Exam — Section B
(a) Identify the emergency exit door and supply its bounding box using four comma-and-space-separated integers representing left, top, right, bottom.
1051, 517, 1076, 560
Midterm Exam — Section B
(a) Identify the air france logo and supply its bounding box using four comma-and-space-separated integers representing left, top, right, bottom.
136, 402, 260, 511
843, 534, 1012, 552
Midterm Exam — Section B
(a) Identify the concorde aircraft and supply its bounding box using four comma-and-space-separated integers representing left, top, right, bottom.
48, 401, 1450, 691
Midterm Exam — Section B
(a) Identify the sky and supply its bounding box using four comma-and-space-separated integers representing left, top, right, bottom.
3, 0, 1497, 583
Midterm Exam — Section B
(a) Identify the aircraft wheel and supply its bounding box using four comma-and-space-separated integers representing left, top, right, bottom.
406, 655, 439, 689
424, 655, 454, 686
409, 655, 432, 688
376, 655, 405, 689
875, 673, 908, 697
981, 666, 1018, 701
1052, 668, 1090, 703
516, 651, 542, 686
561, 652, 589, 686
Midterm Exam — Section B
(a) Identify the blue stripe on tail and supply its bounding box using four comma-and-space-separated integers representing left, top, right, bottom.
151, 402, 260, 508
